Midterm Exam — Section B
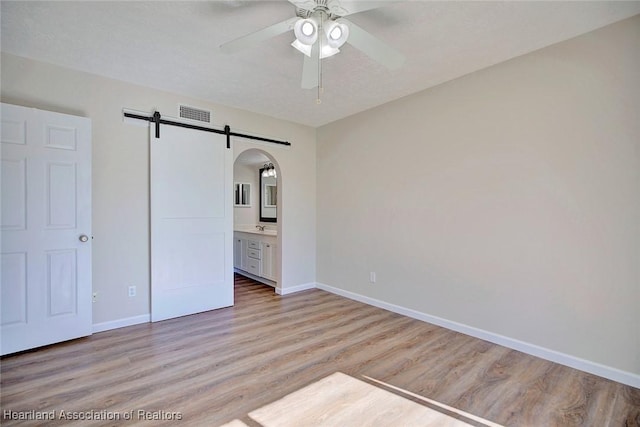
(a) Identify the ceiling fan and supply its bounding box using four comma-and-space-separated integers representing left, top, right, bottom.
219, 0, 405, 90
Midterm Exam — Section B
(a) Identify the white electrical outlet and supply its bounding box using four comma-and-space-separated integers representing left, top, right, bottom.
370, 272, 376, 283
128, 286, 136, 297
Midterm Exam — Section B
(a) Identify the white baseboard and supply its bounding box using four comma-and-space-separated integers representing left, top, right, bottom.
316, 282, 640, 389
92, 314, 150, 333
276, 282, 317, 296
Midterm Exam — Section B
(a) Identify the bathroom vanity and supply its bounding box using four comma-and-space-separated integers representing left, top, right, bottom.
234, 229, 278, 286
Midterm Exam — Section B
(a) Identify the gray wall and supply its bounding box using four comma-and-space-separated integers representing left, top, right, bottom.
317, 16, 639, 377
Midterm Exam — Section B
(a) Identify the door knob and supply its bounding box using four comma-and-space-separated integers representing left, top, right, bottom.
79, 235, 89, 242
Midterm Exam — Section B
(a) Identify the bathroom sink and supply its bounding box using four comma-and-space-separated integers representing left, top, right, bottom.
235, 227, 277, 236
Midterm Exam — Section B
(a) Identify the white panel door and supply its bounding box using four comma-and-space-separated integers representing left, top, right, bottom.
150, 123, 233, 322
1, 103, 92, 355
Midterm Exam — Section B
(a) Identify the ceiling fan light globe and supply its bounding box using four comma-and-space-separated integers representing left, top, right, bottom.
325, 21, 349, 49
302, 22, 314, 36
294, 18, 318, 46
291, 39, 312, 57
320, 45, 340, 59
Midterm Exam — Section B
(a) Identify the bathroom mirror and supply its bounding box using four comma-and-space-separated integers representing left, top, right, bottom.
264, 184, 277, 207
259, 168, 277, 222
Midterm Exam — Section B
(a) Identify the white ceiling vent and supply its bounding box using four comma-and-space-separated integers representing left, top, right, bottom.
179, 105, 211, 124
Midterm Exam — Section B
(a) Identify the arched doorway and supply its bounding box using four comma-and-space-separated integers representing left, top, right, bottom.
233, 148, 281, 290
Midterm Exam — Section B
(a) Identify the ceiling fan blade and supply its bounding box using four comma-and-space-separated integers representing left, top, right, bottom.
220, 17, 298, 53
301, 43, 319, 89
341, 18, 404, 70
329, 1, 398, 17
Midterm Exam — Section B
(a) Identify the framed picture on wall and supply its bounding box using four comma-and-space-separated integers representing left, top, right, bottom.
234, 182, 251, 207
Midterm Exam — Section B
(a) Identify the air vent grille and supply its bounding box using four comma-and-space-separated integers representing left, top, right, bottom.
179, 105, 211, 123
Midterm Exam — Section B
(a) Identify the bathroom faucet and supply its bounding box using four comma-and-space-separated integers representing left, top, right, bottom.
256, 225, 265, 231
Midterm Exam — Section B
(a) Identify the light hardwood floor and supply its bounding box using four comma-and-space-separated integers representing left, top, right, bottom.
1, 274, 638, 426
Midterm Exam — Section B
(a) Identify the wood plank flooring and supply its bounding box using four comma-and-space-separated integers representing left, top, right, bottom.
1, 274, 638, 426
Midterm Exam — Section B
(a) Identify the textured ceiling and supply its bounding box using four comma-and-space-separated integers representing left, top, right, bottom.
2, 1, 639, 127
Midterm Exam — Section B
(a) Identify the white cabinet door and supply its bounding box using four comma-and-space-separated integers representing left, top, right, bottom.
150, 123, 233, 322
241, 238, 249, 271
1, 103, 92, 355
261, 241, 277, 282
233, 237, 243, 269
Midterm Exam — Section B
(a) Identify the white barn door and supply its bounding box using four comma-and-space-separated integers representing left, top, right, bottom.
1, 103, 92, 355
150, 123, 233, 322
